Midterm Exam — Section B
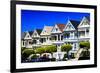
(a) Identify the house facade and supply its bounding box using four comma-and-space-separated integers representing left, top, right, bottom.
21, 31, 33, 48
78, 17, 90, 42
31, 29, 42, 48
21, 16, 90, 55
51, 24, 65, 52
40, 26, 53, 45
63, 20, 80, 54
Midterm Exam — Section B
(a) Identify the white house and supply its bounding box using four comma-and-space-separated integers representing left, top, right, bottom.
21, 31, 33, 48
51, 24, 65, 52
21, 32, 26, 47
63, 20, 80, 54
78, 16, 90, 41
31, 29, 42, 47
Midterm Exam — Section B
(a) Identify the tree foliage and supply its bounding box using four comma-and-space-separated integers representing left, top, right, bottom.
35, 45, 57, 54
22, 49, 35, 59
61, 44, 72, 52
79, 41, 90, 50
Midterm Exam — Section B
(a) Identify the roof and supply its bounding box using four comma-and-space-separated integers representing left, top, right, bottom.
28, 31, 33, 36
21, 32, 26, 39
70, 20, 80, 29
41, 26, 53, 35
57, 24, 65, 32
36, 29, 42, 35
83, 16, 90, 21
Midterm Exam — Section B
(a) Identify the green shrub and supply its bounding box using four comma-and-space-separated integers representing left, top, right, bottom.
22, 49, 35, 59
63, 53, 67, 58
79, 41, 90, 58
80, 51, 90, 57
21, 47, 26, 52
35, 47, 45, 54
45, 45, 57, 53
31, 54, 38, 59
79, 41, 90, 49
35, 45, 57, 54
61, 44, 72, 52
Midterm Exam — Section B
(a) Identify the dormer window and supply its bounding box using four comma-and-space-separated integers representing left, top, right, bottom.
44, 30, 46, 33
86, 29, 89, 33
67, 24, 72, 29
34, 33, 37, 36
27, 35, 29, 37
56, 28, 58, 31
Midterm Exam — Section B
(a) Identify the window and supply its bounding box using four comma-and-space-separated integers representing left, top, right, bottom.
29, 41, 32, 44
74, 44, 76, 49
23, 41, 24, 46
55, 28, 58, 31
86, 29, 89, 33
67, 24, 73, 29
27, 35, 29, 37
34, 33, 37, 36
82, 20, 89, 25
75, 32, 77, 37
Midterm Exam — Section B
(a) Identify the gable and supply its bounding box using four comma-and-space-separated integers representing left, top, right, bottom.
63, 21, 75, 31
41, 29, 46, 35
41, 26, 53, 36
32, 30, 39, 37
24, 32, 32, 39
51, 24, 62, 33
78, 17, 90, 28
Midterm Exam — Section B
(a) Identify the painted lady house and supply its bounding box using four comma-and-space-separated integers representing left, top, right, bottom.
21, 16, 90, 60
78, 16, 90, 42
63, 20, 80, 55
51, 24, 65, 51
21, 31, 33, 48
40, 26, 53, 45
31, 29, 42, 48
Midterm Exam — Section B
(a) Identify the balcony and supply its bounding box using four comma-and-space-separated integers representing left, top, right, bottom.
25, 45, 33, 48
63, 37, 78, 42
78, 34, 90, 41
41, 40, 52, 45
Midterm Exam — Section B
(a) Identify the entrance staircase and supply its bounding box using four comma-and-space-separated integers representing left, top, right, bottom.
74, 48, 83, 60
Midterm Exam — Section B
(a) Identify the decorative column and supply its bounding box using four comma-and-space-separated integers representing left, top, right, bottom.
37, 39, 39, 44
85, 29, 86, 37
56, 35, 58, 41
73, 32, 74, 39
60, 34, 62, 41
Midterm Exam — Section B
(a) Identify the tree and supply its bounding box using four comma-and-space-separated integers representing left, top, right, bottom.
79, 41, 90, 50
61, 44, 72, 53
61, 44, 72, 59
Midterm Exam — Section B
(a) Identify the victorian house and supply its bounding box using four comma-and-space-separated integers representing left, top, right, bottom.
40, 26, 53, 45
51, 24, 65, 52
78, 16, 90, 41
21, 16, 90, 55
21, 31, 33, 48
63, 20, 80, 54
31, 29, 42, 48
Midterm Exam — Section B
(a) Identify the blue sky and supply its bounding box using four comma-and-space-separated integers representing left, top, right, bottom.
21, 10, 90, 32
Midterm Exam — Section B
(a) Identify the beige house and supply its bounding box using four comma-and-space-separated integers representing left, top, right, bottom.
40, 26, 53, 45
